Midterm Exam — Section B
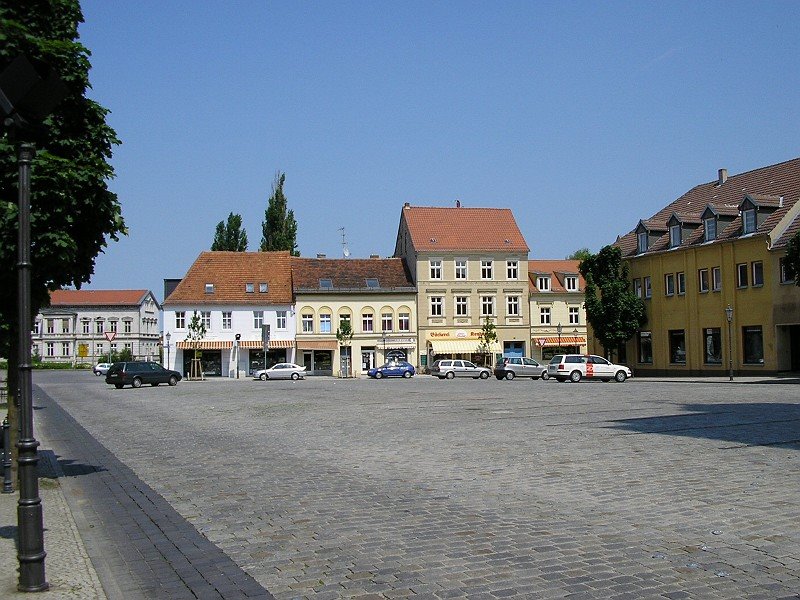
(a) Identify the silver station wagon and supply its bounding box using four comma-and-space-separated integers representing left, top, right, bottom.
429, 359, 491, 379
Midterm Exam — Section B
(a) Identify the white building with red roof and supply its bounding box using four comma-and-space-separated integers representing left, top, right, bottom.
37, 289, 160, 365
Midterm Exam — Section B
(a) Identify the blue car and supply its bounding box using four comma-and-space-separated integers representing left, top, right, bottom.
367, 361, 415, 379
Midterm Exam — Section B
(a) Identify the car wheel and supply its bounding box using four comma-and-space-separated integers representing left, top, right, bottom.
541, 371, 549, 380
479, 371, 489, 379
260, 373, 267, 381
505, 371, 515, 381
445, 371, 455, 379
114, 384, 124, 389
291, 372, 300, 380
168, 375, 178, 386
132, 377, 142, 389
569, 370, 582, 383
375, 371, 383, 379
94, 371, 100, 376
403, 371, 411, 378
615, 370, 627, 383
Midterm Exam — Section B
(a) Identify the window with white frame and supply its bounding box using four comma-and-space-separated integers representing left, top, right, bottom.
222, 312, 232, 329
455, 296, 469, 317
698, 268, 709, 293
245, 283, 254, 293
540, 307, 551, 325
253, 311, 263, 329
633, 279, 642, 298
430, 296, 443, 317
429, 259, 442, 280
677, 272, 686, 295
339, 314, 351, 328
669, 224, 681, 248
124, 320, 132, 333
276, 310, 287, 329
481, 260, 493, 280
398, 312, 410, 331
259, 282, 268, 293
61, 319, 69, 333
665, 273, 675, 296
95, 343, 103, 355
205, 283, 214, 294
742, 208, 756, 234
569, 306, 579, 324
480, 296, 495, 316
737, 263, 748, 288
46, 319, 54, 334
362, 312, 373, 332
301, 313, 313, 333
201, 311, 211, 329
537, 276, 550, 291
320, 313, 331, 333
110, 343, 117, 353
82, 320, 90, 334
704, 217, 717, 242
95, 319, 104, 334
506, 260, 518, 280
46, 342, 54, 356
381, 313, 393, 331
780, 257, 795, 284
455, 259, 467, 279
506, 295, 520, 316
712, 266, 722, 291
637, 231, 648, 253
565, 276, 578, 291
644, 276, 652, 298
175, 312, 185, 329
61, 342, 70, 356
752, 261, 764, 286
109, 320, 118, 333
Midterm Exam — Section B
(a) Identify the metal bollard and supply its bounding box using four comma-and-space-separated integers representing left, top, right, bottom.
2, 417, 12, 493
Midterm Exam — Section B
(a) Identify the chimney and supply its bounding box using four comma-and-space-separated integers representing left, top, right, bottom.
370, 254, 380, 259
316, 253, 326, 259
718, 168, 728, 185
403, 202, 410, 209
456, 199, 461, 208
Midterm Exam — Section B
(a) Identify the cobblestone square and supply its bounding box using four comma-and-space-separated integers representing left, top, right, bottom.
35, 372, 800, 599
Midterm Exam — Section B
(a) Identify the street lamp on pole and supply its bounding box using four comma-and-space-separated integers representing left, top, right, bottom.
725, 305, 734, 381
165, 332, 171, 371
557, 322, 562, 353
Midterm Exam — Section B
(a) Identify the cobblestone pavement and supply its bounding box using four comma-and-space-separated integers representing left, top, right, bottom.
33, 371, 800, 599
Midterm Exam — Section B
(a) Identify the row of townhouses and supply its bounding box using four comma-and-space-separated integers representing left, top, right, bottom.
36, 204, 587, 376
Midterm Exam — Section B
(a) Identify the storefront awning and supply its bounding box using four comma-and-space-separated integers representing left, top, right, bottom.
533, 336, 585, 347
238, 339, 295, 349
176, 341, 233, 350
296, 340, 338, 350
429, 340, 502, 354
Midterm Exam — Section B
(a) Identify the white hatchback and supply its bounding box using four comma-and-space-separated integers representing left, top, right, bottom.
547, 354, 632, 383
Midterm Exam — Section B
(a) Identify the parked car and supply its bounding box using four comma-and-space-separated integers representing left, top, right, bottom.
430, 359, 491, 379
547, 354, 632, 383
92, 362, 111, 376
368, 361, 415, 379
254, 363, 306, 380
494, 357, 549, 380
105, 361, 182, 389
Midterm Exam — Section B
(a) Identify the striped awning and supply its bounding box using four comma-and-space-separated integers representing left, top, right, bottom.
296, 340, 338, 350
239, 339, 295, 349
533, 336, 585, 347
176, 341, 233, 350
429, 340, 502, 354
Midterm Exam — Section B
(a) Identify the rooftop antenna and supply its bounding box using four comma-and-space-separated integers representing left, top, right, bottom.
339, 227, 350, 258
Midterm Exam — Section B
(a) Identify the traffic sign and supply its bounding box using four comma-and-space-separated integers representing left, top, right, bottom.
104, 331, 116, 342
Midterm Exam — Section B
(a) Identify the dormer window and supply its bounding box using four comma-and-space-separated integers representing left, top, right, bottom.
637, 231, 648, 254
205, 283, 214, 294
565, 276, 578, 291
365, 278, 379, 288
259, 282, 268, 293
245, 283, 254, 293
669, 224, 681, 248
537, 276, 551, 291
704, 216, 717, 242
319, 278, 333, 289
742, 208, 756, 234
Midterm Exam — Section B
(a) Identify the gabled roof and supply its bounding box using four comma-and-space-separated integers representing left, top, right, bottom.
397, 205, 530, 253
528, 260, 585, 294
617, 157, 800, 256
163, 251, 293, 306
292, 257, 414, 292
49, 289, 155, 307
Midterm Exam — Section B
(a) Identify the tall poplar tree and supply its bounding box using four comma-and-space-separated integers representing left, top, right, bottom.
211, 212, 248, 251
260, 172, 299, 255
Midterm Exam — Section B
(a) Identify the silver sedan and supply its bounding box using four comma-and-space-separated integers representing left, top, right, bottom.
254, 363, 307, 381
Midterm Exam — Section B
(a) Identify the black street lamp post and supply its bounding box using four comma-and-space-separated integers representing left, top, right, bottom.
725, 304, 734, 381
557, 322, 562, 353
165, 332, 171, 370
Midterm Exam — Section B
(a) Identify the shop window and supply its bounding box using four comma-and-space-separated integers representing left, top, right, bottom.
742, 326, 764, 364
703, 328, 721, 364
669, 330, 686, 364
638, 331, 652, 364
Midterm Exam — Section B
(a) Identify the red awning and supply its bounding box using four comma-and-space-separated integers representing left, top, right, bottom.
176, 341, 233, 350
239, 339, 295, 349
533, 336, 586, 347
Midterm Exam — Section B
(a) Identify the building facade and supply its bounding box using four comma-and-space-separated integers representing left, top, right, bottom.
162, 251, 295, 377
35, 289, 160, 365
528, 260, 587, 361
292, 257, 417, 377
615, 158, 800, 375
393, 203, 530, 369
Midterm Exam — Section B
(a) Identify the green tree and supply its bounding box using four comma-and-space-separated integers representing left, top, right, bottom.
185, 311, 206, 379
567, 247, 592, 262
1, 1, 124, 461
335, 319, 354, 377
211, 212, 248, 251
260, 172, 299, 255
477, 317, 498, 366
786, 232, 800, 286
579, 245, 646, 360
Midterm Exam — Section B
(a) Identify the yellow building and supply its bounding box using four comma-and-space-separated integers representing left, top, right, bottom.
393, 203, 530, 367
615, 158, 800, 375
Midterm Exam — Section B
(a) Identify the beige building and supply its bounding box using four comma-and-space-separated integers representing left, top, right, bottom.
528, 260, 587, 361
292, 257, 417, 377
393, 203, 530, 368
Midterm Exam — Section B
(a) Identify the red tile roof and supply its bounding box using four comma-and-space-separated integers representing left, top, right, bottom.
528, 260, 585, 293
49, 289, 152, 307
163, 251, 293, 305
616, 157, 800, 255
292, 257, 414, 291
397, 205, 530, 252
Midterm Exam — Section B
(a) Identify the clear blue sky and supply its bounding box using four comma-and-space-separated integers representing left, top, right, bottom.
78, 1, 800, 302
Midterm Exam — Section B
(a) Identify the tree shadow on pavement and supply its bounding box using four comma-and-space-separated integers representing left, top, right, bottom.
608, 402, 800, 448
37, 450, 106, 479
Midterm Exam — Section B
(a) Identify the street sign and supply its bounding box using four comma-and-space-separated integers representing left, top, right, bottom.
104, 331, 116, 342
